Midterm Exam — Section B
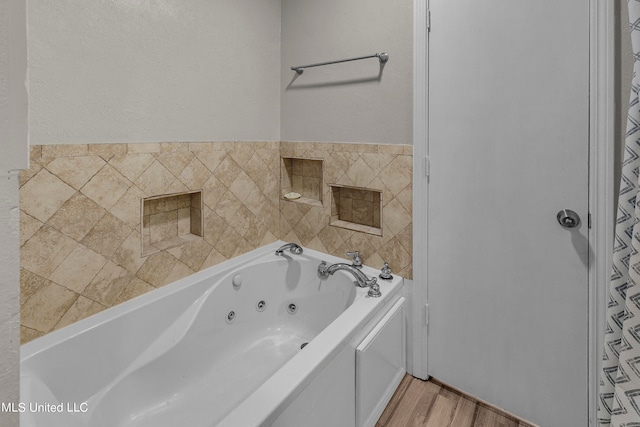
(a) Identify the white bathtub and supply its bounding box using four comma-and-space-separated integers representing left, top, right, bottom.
20, 241, 405, 427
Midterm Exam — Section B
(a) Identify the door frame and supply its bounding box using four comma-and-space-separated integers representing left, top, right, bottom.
410, 1, 616, 425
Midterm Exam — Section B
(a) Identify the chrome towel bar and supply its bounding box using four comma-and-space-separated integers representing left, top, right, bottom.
291, 52, 388, 75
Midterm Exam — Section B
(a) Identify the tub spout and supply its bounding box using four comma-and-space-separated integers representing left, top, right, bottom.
275, 242, 303, 256
317, 261, 381, 297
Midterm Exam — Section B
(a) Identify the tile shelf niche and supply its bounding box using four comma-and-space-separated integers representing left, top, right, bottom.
330, 184, 382, 236
280, 157, 324, 207
141, 190, 204, 256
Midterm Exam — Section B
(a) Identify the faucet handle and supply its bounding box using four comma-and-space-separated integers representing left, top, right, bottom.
379, 262, 393, 280
318, 261, 330, 279
346, 251, 362, 268
367, 278, 381, 298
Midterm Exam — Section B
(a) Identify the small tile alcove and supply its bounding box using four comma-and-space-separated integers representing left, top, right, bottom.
141, 191, 204, 256
330, 185, 382, 236
281, 157, 323, 207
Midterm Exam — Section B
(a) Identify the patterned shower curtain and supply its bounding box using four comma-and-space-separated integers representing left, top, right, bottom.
599, 2, 640, 425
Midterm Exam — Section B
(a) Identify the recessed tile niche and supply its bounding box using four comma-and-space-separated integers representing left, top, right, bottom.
142, 191, 203, 256
330, 185, 382, 236
281, 157, 323, 206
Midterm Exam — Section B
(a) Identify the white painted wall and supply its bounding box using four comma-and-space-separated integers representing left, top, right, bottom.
28, 0, 281, 145
280, 0, 413, 145
0, 0, 26, 425
0, 0, 28, 169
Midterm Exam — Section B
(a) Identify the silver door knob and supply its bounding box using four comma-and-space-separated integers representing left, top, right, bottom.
557, 209, 580, 228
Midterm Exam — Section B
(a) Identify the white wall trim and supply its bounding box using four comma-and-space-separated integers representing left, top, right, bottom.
411, 0, 429, 380
588, 0, 615, 425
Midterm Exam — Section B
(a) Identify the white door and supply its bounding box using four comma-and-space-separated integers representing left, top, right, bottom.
426, 1, 589, 426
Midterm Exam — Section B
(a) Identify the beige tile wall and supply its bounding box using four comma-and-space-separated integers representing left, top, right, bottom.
280, 142, 413, 280
20, 142, 280, 343
19, 141, 412, 343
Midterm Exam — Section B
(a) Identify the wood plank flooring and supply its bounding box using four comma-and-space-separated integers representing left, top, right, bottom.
376, 375, 537, 427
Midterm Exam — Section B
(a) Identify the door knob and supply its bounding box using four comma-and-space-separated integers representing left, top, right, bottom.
557, 209, 580, 229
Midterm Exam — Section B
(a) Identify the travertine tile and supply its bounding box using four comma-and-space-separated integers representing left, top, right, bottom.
21, 140, 411, 342
156, 151, 195, 177
162, 261, 196, 287
155, 196, 178, 213
178, 238, 212, 271
136, 251, 179, 287
88, 143, 127, 161
196, 149, 227, 173
213, 156, 242, 188
396, 224, 413, 255
165, 179, 190, 195
202, 174, 227, 210
20, 211, 43, 247
216, 226, 243, 259
379, 144, 405, 155
202, 209, 228, 247
229, 144, 254, 167
231, 237, 255, 258
114, 277, 155, 305
279, 141, 412, 278
42, 144, 89, 158
346, 157, 376, 187
216, 190, 243, 225
228, 171, 259, 205
380, 155, 412, 195
81, 213, 132, 258
178, 208, 191, 235
149, 211, 178, 244
80, 164, 131, 211
54, 296, 107, 330
19, 160, 43, 187
244, 216, 269, 247
21, 326, 44, 344
20, 268, 47, 306
178, 157, 210, 190
200, 248, 228, 270
47, 192, 106, 242
160, 142, 189, 152
383, 198, 412, 236
127, 143, 161, 154
21, 281, 78, 333
82, 262, 133, 306
227, 205, 254, 237
396, 185, 413, 214
45, 156, 106, 190
20, 169, 76, 223
110, 185, 147, 228
21, 225, 78, 278
20, 141, 285, 341
379, 236, 412, 272
135, 161, 175, 196
112, 231, 146, 274
108, 153, 155, 183
50, 245, 107, 294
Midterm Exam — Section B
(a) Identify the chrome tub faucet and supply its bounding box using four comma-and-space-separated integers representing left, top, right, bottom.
317, 261, 381, 298
275, 242, 303, 256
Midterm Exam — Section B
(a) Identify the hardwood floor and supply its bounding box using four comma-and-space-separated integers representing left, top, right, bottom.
376, 375, 537, 427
